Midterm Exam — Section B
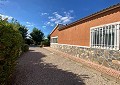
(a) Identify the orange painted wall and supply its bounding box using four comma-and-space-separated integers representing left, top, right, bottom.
51, 8, 120, 47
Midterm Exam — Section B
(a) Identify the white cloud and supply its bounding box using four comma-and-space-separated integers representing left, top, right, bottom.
42, 26, 46, 28
46, 22, 50, 25
61, 15, 73, 23
48, 16, 53, 19
44, 21, 54, 27
62, 18, 71, 23
26, 22, 31, 24
53, 12, 62, 19
42, 26, 47, 29
26, 24, 34, 27
50, 18, 56, 22
0, 14, 13, 20
55, 20, 61, 24
43, 10, 74, 27
61, 17, 68, 21
53, 12, 57, 14
50, 23, 54, 26
26, 22, 34, 27
69, 10, 74, 13
41, 12, 48, 16
48, 11, 74, 25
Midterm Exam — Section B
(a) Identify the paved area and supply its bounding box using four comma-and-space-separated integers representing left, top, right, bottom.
12, 47, 119, 85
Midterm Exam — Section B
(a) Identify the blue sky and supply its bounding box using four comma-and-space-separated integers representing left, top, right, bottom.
0, 0, 120, 36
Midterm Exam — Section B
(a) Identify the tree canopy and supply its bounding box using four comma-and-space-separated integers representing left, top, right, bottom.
30, 28, 44, 45
10, 19, 28, 40
18, 26, 28, 40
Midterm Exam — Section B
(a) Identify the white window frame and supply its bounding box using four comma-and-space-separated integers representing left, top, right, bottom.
90, 21, 120, 50
51, 36, 58, 44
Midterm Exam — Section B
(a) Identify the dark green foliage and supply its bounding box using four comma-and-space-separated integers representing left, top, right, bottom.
25, 38, 33, 45
0, 17, 24, 85
47, 34, 50, 46
11, 19, 28, 41
47, 34, 50, 41
18, 26, 28, 40
42, 39, 50, 46
21, 44, 29, 52
42, 35, 50, 46
30, 28, 44, 45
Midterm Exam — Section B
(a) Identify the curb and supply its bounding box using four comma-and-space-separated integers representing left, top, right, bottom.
44, 47, 120, 80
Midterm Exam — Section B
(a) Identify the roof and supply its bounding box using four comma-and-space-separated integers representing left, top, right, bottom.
50, 24, 65, 35
59, 3, 120, 30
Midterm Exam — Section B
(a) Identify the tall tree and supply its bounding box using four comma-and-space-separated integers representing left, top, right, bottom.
18, 26, 28, 40
47, 34, 50, 41
10, 19, 28, 40
42, 34, 50, 46
30, 28, 44, 45
47, 34, 50, 46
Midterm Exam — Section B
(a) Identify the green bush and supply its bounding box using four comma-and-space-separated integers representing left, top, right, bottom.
0, 19, 23, 85
22, 44, 29, 52
25, 38, 34, 45
42, 39, 50, 47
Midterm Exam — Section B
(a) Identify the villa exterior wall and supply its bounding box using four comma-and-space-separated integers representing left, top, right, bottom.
51, 8, 120, 47
50, 5, 120, 71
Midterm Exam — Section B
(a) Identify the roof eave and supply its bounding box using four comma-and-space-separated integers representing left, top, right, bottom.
60, 3, 120, 30
50, 24, 59, 35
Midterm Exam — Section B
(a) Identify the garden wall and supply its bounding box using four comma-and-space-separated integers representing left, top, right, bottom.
51, 44, 120, 71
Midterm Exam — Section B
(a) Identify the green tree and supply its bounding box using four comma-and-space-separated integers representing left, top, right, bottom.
42, 34, 50, 46
10, 19, 28, 40
46, 34, 50, 46
18, 26, 28, 40
25, 38, 33, 45
30, 28, 44, 45
47, 34, 50, 41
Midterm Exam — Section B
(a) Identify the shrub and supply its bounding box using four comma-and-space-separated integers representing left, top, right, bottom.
42, 39, 50, 47
0, 19, 23, 85
22, 44, 29, 52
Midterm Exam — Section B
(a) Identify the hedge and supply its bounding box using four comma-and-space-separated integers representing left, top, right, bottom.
0, 19, 23, 85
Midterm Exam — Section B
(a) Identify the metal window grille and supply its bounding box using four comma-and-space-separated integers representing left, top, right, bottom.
90, 22, 120, 50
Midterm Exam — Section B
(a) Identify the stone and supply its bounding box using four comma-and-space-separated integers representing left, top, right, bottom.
50, 44, 120, 71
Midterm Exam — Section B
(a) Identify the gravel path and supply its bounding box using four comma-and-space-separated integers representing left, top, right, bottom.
12, 47, 119, 85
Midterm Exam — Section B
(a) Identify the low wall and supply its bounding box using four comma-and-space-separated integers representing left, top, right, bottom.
51, 43, 120, 71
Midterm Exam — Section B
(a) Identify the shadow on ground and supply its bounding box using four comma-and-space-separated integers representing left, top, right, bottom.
11, 49, 89, 85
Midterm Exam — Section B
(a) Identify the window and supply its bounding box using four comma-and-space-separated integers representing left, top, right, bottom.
90, 22, 120, 50
51, 36, 58, 43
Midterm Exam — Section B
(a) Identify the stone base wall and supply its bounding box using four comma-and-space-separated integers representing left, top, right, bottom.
51, 44, 120, 71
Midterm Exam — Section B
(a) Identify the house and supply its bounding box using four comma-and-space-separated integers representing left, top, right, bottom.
50, 3, 120, 50
50, 3, 120, 70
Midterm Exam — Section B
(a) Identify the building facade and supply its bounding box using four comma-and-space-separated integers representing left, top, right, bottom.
50, 4, 120, 71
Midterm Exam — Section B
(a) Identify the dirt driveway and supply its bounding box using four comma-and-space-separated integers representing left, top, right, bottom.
12, 47, 119, 85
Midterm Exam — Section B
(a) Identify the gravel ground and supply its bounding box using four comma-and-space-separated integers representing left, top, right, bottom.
12, 47, 119, 85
